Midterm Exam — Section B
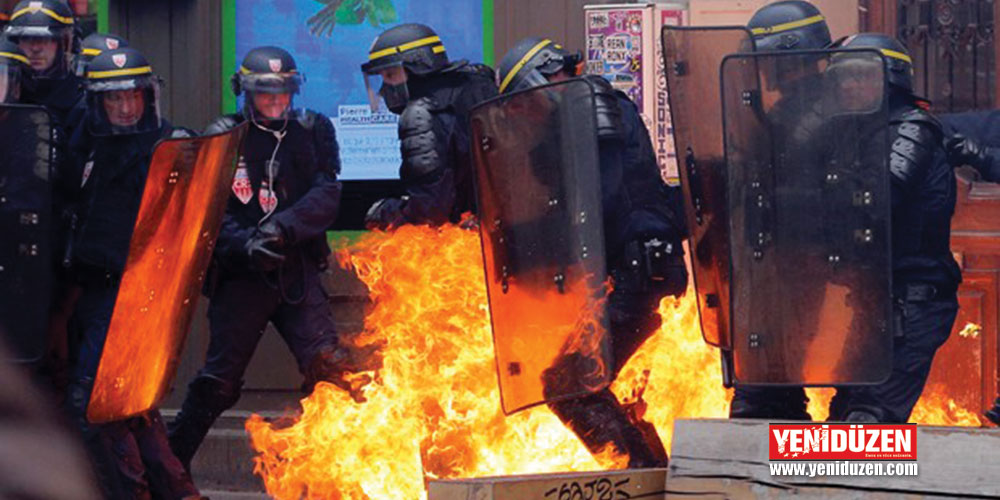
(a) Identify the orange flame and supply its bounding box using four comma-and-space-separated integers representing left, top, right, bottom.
246, 224, 981, 499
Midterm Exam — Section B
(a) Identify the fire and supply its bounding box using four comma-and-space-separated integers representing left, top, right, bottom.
245, 223, 982, 499
245, 224, 725, 498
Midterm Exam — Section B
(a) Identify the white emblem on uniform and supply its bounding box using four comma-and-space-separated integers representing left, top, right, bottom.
81, 160, 94, 187
112, 53, 127, 68
106, 39, 120, 50
232, 157, 252, 204
28, 2, 42, 12
268, 58, 282, 73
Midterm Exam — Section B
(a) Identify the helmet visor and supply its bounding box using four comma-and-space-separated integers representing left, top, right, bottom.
12, 30, 72, 78
363, 71, 391, 112
506, 68, 550, 94
825, 51, 885, 114
239, 72, 303, 94
87, 78, 162, 136
0, 65, 22, 103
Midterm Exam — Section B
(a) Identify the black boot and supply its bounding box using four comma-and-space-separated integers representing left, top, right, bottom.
66, 378, 131, 498
986, 397, 1000, 425
167, 376, 241, 473
548, 389, 668, 468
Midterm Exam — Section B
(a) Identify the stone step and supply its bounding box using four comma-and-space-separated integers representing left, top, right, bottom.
189, 427, 263, 493
201, 490, 271, 500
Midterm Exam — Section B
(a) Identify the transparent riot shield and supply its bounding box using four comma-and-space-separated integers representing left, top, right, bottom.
0, 105, 54, 362
662, 26, 753, 349
471, 78, 611, 415
87, 123, 248, 423
721, 49, 893, 385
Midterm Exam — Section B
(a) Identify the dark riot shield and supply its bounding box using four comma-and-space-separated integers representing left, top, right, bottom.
0, 105, 54, 362
662, 26, 753, 349
721, 49, 893, 385
471, 78, 611, 415
87, 123, 248, 423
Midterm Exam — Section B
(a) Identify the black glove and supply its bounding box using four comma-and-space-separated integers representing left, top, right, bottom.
245, 221, 286, 271
946, 134, 990, 170
364, 197, 406, 230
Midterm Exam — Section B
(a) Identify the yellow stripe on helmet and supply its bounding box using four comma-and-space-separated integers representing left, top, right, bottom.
239, 65, 297, 75
368, 35, 443, 61
87, 65, 153, 79
11, 6, 74, 25
498, 38, 552, 94
0, 51, 29, 65
880, 48, 912, 64
82, 47, 102, 56
751, 14, 824, 36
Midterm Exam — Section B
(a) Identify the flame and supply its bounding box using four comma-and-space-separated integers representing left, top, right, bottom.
246, 224, 981, 499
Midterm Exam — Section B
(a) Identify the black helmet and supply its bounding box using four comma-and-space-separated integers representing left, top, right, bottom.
360, 24, 450, 114
496, 37, 582, 94
361, 23, 448, 77
84, 47, 162, 136
834, 32, 913, 93
4, 0, 76, 77
0, 39, 28, 103
75, 32, 127, 77
747, 0, 831, 52
232, 45, 303, 96
232, 46, 303, 123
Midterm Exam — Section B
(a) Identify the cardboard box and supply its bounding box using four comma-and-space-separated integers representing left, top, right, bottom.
427, 468, 668, 500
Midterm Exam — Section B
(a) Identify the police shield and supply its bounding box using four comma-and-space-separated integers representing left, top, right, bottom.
87, 123, 248, 423
662, 26, 753, 349
0, 104, 54, 362
471, 78, 611, 415
721, 49, 892, 385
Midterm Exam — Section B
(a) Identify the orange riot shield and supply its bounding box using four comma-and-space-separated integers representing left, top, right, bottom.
470, 79, 612, 415
87, 124, 248, 423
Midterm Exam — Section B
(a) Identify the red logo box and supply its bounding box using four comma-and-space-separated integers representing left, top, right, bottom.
768, 423, 917, 461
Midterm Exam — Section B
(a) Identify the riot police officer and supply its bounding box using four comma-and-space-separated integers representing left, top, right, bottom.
0, 38, 27, 103
824, 33, 960, 423
495, 37, 688, 467
75, 32, 127, 77
361, 23, 497, 227
728, 0, 834, 420
168, 46, 365, 472
66, 47, 201, 499
3, 0, 82, 124
6, 1, 86, 385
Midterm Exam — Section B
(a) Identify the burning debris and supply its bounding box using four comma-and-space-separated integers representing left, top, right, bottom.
245, 224, 981, 499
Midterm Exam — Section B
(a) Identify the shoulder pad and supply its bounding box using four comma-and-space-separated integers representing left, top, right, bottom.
892, 108, 944, 137
399, 97, 443, 179
460, 63, 497, 82
889, 109, 943, 185
582, 75, 624, 140
204, 115, 241, 135
295, 109, 330, 130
